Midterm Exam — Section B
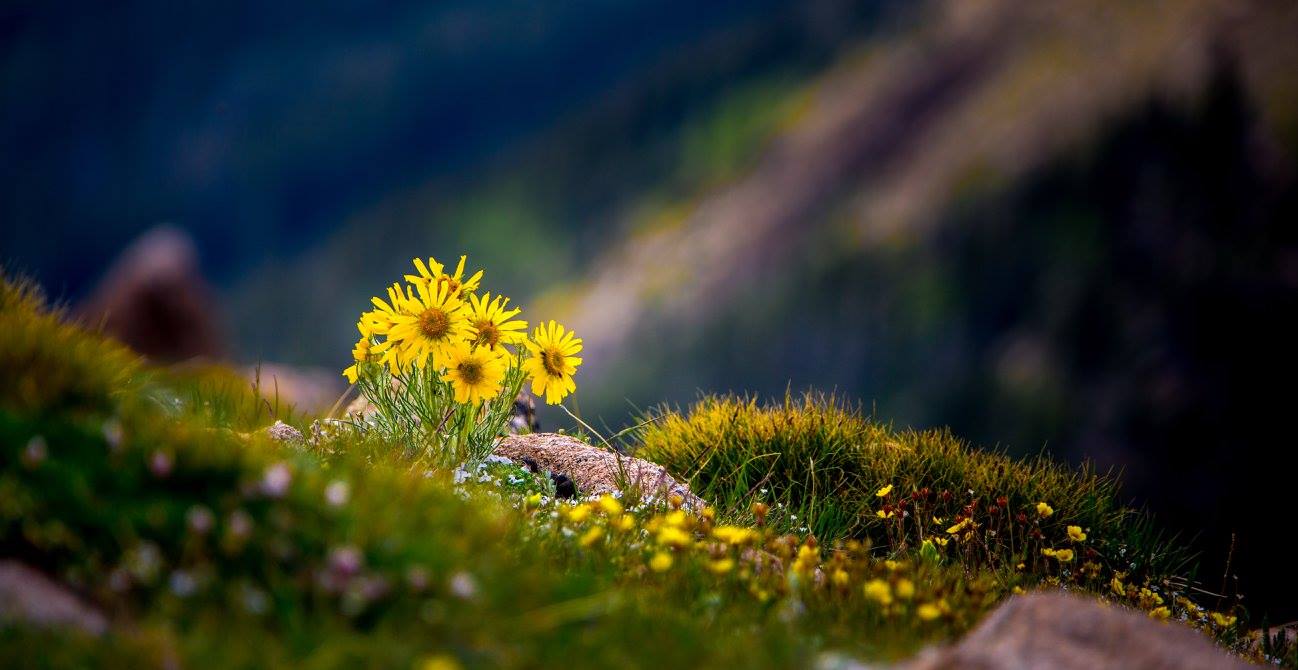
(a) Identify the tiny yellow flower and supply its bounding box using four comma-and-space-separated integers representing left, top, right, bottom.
932, 536, 949, 547
579, 527, 604, 548
895, 578, 915, 600
565, 504, 591, 524
792, 545, 820, 575
615, 515, 636, 532
1036, 502, 1054, 518
863, 579, 893, 606
884, 560, 904, 572
1012, 585, 1026, 595
946, 518, 971, 534
876, 484, 894, 498
419, 655, 463, 670
1210, 612, 1237, 627
1149, 606, 1171, 620
831, 569, 850, 587
917, 603, 942, 621
524, 493, 543, 509
657, 526, 692, 549
876, 509, 895, 519
712, 525, 757, 546
1043, 548, 1073, 562
663, 510, 688, 528
597, 495, 623, 517
1110, 576, 1126, 597
649, 551, 673, 572
707, 558, 735, 575
1067, 525, 1087, 542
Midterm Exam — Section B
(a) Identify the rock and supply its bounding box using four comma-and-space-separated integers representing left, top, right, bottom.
898, 591, 1250, 670
0, 561, 108, 635
263, 420, 304, 443
493, 432, 706, 508
76, 226, 223, 362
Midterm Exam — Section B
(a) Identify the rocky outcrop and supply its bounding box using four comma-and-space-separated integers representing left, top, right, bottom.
493, 432, 706, 508
0, 561, 107, 635
897, 591, 1250, 670
77, 226, 223, 362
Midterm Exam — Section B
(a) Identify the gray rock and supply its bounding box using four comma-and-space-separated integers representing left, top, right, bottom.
898, 591, 1250, 670
0, 561, 108, 635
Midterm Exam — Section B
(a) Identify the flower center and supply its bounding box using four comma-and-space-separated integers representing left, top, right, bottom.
418, 308, 450, 340
542, 349, 565, 377
475, 320, 500, 347
458, 360, 484, 385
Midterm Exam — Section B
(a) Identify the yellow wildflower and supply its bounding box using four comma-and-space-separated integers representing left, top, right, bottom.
1138, 588, 1163, 608
521, 321, 582, 405
1067, 525, 1087, 542
383, 280, 470, 370
649, 552, 673, 572
946, 519, 971, 534
917, 603, 942, 621
467, 292, 527, 350
405, 255, 483, 298
564, 504, 591, 524
931, 536, 949, 547
1036, 502, 1054, 518
792, 544, 819, 575
876, 484, 893, 498
707, 558, 735, 575
597, 495, 623, 517
657, 526, 692, 549
1110, 576, 1126, 597
712, 525, 757, 546
662, 510, 688, 528
831, 569, 850, 587
1042, 548, 1073, 562
342, 331, 373, 384
895, 578, 915, 600
579, 527, 604, 548
440, 343, 508, 405
1149, 606, 1171, 620
876, 509, 895, 519
614, 515, 636, 532
863, 579, 893, 606
1210, 612, 1237, 627
419, 654, 463, 670
524, 493, 543, 509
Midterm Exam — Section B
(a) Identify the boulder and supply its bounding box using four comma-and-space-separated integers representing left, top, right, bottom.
493, 432, 706, 508
899, 591, 1250, 670
0, 561, 107, 635
76, 225, 222, 362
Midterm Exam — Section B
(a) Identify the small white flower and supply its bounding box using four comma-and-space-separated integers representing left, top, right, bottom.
449, 571, 478, 600
325, 480, 350, 507
261, 462, 292, 497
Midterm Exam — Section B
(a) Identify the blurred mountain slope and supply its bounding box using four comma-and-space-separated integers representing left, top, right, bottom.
555, 0, 1298, 388
543, 0, 1298, 617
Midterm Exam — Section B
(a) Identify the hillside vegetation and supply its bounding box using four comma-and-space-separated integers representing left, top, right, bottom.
4, 276, 1289, 668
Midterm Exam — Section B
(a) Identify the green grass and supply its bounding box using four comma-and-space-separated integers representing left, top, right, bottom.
632, 392, 1194, 583
1, 276, 1288, 668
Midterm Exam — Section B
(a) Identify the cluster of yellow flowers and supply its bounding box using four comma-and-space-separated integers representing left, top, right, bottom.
343, 255, 582, 405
